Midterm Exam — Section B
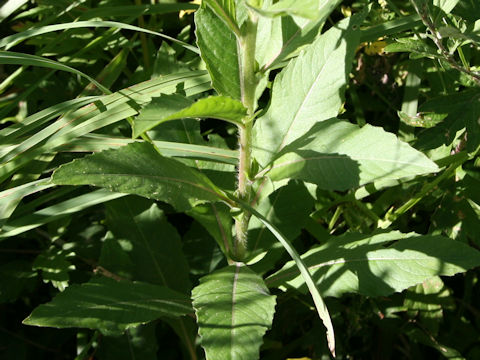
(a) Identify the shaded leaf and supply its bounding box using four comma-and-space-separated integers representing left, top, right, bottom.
106, 197, 191, 293
192, 264, 276, 360
267, 119, 439, 191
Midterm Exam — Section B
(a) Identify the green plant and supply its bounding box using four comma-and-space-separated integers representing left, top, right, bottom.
1, 0, 480, 359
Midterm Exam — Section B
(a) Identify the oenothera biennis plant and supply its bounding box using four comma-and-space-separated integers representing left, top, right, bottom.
11, 0, 480, 358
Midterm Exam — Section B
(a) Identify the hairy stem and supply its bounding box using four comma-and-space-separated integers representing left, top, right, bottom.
233, 14, 258, 261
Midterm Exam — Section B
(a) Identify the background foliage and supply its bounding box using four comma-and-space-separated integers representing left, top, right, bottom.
1, 0, 480, 359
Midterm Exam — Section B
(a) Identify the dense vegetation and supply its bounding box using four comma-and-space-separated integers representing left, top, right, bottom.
1, 0, 480, 359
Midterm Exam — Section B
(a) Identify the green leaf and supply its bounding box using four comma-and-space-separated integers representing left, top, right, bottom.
259, 0, 343, 69
203, 0, 240, 34
52, 142, 228, 211
32, 246, 75, 292
96, 324, 159, 360
133, 94, 246, 138
195, 5, 241, 100
0, 50, 110, 94
266, 231, 480, 298
106, 197, 191, 293
249, 0, 331, 20
253, 13, 364, 166
266, 119, 439, 191
0, 189, 125, 239
192, 264, 276, 360
187, 203, 234, 256
23, 277, 192, 335
59, 134, 238, 165
0, 20, 198, 54
238, 199, 336, 356
248, 181, 314, 274
0, 179, 54, 225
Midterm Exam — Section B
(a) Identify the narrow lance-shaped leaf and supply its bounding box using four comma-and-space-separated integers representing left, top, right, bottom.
253, 11, 366, 167
133, 94, 246, 138
266, 119, 439, 191
23, 277, 192, 335
52, 142, 228, 211
192, 263, 276, 360
266, 231, 480, 298
233, 196, 336, 356
0, 20, 198, 53
0, 51, 110, 94
195, 5, 241, 100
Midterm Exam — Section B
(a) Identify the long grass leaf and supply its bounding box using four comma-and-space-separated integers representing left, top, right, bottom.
0, 21, 199, 53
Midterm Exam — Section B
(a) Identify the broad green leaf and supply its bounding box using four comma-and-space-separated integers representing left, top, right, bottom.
192, 264, 276, 360
195, 5, 241, 100
266, 119, 439, 191
106, 197, 191, 293
23, 277, 192, 335
51, 142, 228, 211
260, 0, 343, 69
202, 0, 239, 34
253, 14, 364, 166
133, 94, 246, 138
266, 231, 480, 298
105, 197, 196, 356
249, 0, 329, 20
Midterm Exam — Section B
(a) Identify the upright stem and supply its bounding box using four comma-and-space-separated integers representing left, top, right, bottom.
233, 14, 258, 261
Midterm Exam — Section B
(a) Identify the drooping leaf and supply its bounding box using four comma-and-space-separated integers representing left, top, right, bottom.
51, 142, 228, 211
266, 231, 480, 298
253, 12, 365, 166
192, 264, 276, 360
266, 119, 439, 191
23, 277, 192, 335
238, 199, 336, 356
195, 5, 241, 100
133, 94, 246, 138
